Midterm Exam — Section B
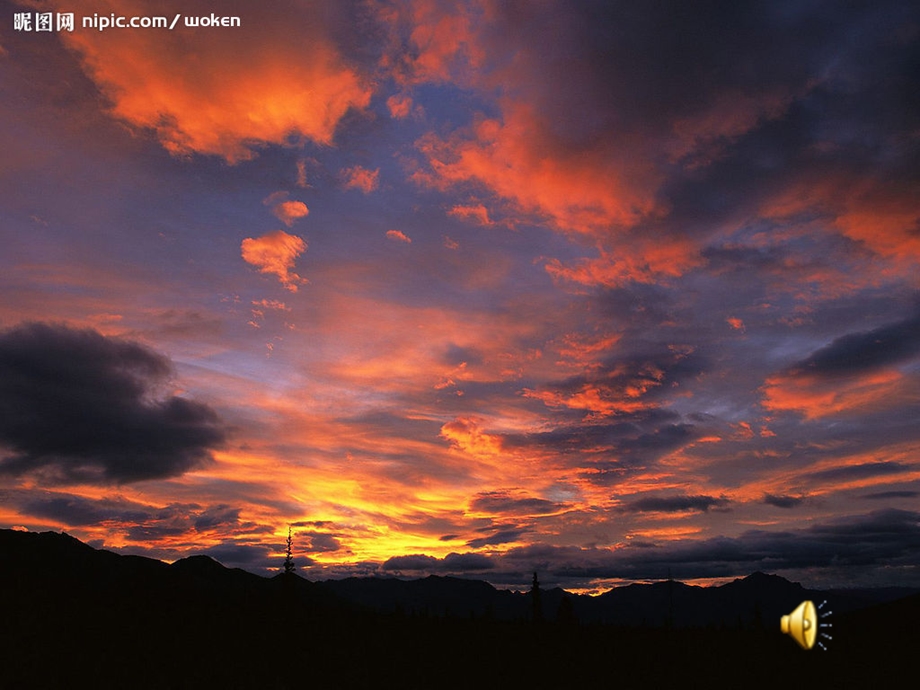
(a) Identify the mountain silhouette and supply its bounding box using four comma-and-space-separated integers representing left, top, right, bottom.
1, 529, 916, 688
323, 567, 914, 628
2, 529, 914, 624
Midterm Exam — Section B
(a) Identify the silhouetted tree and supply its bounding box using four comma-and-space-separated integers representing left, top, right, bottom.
531, 572, 543, 623
283, 526, 296, 575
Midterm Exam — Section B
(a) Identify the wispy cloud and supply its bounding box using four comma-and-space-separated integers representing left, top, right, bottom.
386, 229, 412, 243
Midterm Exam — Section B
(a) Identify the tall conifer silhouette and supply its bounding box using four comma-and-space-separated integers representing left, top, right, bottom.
283, 526, 296, 575
530, 572, 543, 623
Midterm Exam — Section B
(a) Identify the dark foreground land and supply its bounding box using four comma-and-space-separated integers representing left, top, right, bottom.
1, 530, 916, 689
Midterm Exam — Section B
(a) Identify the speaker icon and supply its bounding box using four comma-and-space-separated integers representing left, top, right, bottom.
781, 599, 832, 650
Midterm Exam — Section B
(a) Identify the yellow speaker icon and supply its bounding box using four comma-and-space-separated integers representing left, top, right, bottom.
781, 600, 817, 650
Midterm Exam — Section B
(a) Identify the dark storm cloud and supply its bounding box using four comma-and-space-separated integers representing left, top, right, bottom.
382, 551, 494, 573
514, 415, 692, 455
502, 509, 920, 583
628, 494, 731, 513
17, 491, 259, 544
382, 554, 437, 571
21, 494, 155, 526
466, 529, 525, 549
300, 532, 342, 553
486, 0, 833, 140
0, 323, 225, 484
126, 524, 189, 541
505, 411, 700, 488
211, 536, 317, 572
174, 506, 918, 585
671, 508, 920, 573
505, 420, 643, 452
810, 508, 920, 541
805, 461, 913, 483
862, 491, 919, 500
791, 311, 920, 377
620, 423, 697, 456
193, 505, 242, 531
442, 552, 494, 571
292, 520, 335, 528
763, 494, 807, 509
469, 491, 563, 516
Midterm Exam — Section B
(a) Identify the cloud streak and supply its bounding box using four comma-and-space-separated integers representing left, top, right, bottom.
386, 229, 412, 244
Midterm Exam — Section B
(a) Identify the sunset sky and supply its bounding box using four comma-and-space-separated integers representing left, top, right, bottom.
1, 0, 918, 592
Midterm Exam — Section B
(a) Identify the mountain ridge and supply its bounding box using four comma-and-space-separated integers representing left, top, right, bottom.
2, 528, 917, 688
3, 528, 915, 627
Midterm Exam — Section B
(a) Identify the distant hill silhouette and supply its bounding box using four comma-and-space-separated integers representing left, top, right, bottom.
1, 529, 916, 688
322, 566, 915, 628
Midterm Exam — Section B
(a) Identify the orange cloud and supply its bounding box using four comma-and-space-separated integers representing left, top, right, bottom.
553, 332, 623, 371
413, 104, 660, 236
382, 2, 833, 296
342, 166, 380, 193
727, 317, 745, 331
380, 4, 667, 246
380, 0, 488, 86
762, 369, 917, 420
753, 444, 920, 500
448, 204, 492, 226
241, 230, 308, 292
761, 174, 920, 284
524, 385, 655, 419
386, 93, 415, 119
440, 417, 503, 460
41, 0, 372, 162
252, 299, 290, 312
264, 192, 309, 227
521, 348, 696, 420
275, 201, 309, 226
833, 184, 920, 272
386, 229, 412, 244
545, 235, 702, 288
